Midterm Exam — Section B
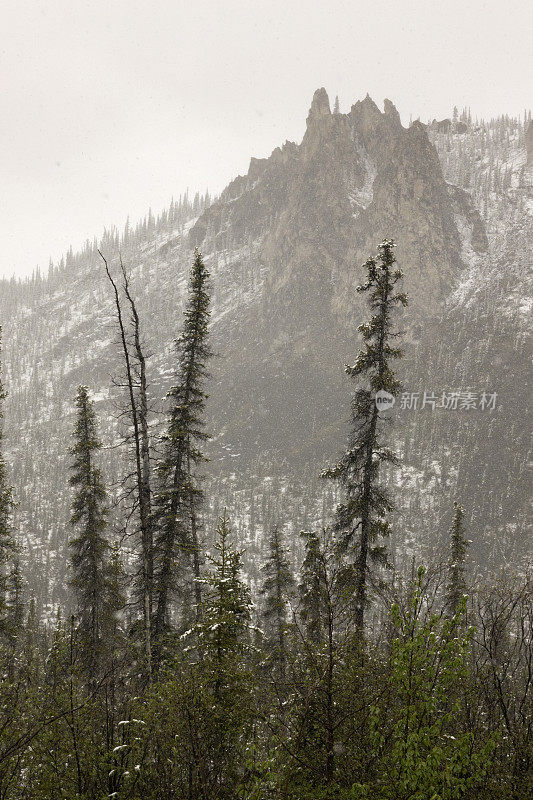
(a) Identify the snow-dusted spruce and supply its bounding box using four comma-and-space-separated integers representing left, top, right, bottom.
323, 239, 407, 635
152, 248, 212, 661
445, 500, 470, 617
101, 250, 154, 683
260, 524, 295, 686
5, 560, 24, 665
68, 385, 116, 676
198, 510, 252, 699
0, 329, 17, 646
196, 512, 253, 788
296, 527, 340, 785
298, 528, 328, 647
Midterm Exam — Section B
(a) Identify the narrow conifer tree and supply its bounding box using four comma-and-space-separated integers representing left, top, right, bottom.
193, 511, 253, 794
445, 501, 469, 616
323, 239, 407, 635
200, 510, 252, 697
153, 249, 212, 653
21, 595, 39, 684
296, 528, 339, 786
299, 529, 327, 646
0, 330, 15, 639
68, 386, 112, 674
260, 525, 295, 684
6, 561, 24, 639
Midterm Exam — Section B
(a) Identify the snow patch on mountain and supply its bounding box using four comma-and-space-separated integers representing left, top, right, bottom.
206, 236, 266, 328
449, 210, 488, 307
348, 139, 377, 215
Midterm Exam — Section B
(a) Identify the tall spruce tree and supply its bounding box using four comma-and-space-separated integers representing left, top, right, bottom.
153, 248, 212, 654
0, 330, 15, 641
296, 528, 340, 787
68, 386, 113, 674
193, 511, 253, 795
200, 510, 252, 696
299, 528, 328, 647
6, 560, 24, 643
445, 501, 469, 616
323, 239, 407, 634
260, 525, 295, 685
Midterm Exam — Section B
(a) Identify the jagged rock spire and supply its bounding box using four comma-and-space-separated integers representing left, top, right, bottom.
306, 88, 331, 126
383, 98, 401, 126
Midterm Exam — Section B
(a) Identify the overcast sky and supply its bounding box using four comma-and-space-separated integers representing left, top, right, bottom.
1, 0, 530, 278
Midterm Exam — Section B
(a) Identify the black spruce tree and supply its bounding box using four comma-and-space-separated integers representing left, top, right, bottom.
68, 385, 114, 675
260, 524, 295, 685
445, 501, 469, 616
0, 330, 16, 642
323, 239, 407, 635
153, 248, 212, 656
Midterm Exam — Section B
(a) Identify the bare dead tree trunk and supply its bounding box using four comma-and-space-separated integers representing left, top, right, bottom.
100, 250, 153, 683
120, 259, 154, 639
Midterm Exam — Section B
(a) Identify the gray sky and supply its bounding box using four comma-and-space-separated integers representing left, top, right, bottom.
1, 0, 530, 278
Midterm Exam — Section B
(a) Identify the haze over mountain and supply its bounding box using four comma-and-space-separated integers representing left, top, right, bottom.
0, 90, 531, 615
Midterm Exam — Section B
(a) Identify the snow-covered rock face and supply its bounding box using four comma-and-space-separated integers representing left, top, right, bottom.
348, 134, 377, 215
192, 91, 465, 329
0, 96, 531, 615
430, 114, 533, 326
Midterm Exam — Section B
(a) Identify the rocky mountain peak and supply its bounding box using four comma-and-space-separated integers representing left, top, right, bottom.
349, 93, 383, 132
383, 98, 402, 126
306, 87, 331, 125
182, 92, 497, 484
190, 91, 485, 327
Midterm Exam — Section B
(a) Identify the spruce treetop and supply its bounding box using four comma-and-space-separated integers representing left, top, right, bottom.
0, 329, 16, 633
446, 500, 470, 616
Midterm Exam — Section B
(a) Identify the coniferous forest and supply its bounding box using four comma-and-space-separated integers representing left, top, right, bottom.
0, 232, 530, 800
2, 0, 533, 793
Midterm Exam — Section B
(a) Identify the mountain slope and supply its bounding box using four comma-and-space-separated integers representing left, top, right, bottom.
0, 92, 530, 615
188, 89, 488, 465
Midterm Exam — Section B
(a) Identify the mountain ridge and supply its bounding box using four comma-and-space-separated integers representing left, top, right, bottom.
0, 91, 530, 613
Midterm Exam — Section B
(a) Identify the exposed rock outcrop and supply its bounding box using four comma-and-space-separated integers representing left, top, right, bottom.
192, 89, 466, 326
187, 89, 494, 468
